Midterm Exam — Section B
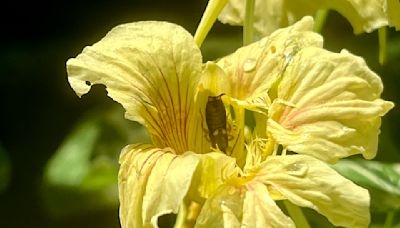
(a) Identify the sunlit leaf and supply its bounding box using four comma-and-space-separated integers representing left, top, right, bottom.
333, 159, 400, 211
45, 119, 101, 186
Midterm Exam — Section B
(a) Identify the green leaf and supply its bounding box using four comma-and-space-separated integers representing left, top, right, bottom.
80, 156, 119, 191
333, 159, 400, 212
45, 119, 101, 186
42, 107, 151, 217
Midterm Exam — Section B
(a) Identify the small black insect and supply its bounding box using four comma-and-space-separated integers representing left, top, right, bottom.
205, 94, 228, 153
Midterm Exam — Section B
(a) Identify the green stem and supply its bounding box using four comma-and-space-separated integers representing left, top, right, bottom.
284, 200, 310, 228
378, 27, 387, 65
314, 9, 329, 33
243, 0, 255, 45
194, 0, 229, 47
383, 211, 395, 228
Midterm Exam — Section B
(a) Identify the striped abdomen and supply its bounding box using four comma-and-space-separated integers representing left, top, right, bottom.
205, 95, 228, 152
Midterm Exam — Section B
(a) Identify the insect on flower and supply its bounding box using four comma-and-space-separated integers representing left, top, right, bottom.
205, 94, 228, 153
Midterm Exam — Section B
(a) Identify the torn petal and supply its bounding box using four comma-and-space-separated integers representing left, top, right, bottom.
67, 21, 207, 153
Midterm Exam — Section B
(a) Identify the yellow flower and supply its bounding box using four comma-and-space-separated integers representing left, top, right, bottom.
67, 22, 209, 227
190, 17, 393, 227
67, 17, 392, 227
218, 0, 400, 35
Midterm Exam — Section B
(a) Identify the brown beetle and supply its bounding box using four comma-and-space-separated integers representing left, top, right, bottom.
205, 94, 228, 152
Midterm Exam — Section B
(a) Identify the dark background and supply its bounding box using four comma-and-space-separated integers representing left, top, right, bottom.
1, 0, 399, 227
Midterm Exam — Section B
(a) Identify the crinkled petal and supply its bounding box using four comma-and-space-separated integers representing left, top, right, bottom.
188, 152, 240, 202
195, 182, 294, 228
219, 0, 400, 35
118, 144, 200, 228
67, 21, 208, 154
195, 184, 244, 228
259, 154, 370, 228
268, 47, 394, 162
242, 183, 295, 228
198, 61, 231, 97
217, 17, 322, 112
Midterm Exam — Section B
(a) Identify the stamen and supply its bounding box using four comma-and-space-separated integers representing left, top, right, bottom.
272, 143, 278, 156
281, 147, 287, 156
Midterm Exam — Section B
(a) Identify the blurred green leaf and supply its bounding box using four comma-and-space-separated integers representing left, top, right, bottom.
387, 33, 400, 63
80, 156, 118, 191
45, 119, 101, 187
42, 106, 150, 217
0, 144, 11, 193
333, 159, 400, 212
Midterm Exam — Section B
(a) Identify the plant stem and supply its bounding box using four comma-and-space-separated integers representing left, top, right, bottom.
314, 9, 329, 33
284, 200, 310, 228
243, 0, 255, 45
383, 211, 395, 228
194, 0, 229, 47
379, 27, 387, 65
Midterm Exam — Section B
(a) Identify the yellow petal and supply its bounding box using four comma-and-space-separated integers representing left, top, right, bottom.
323, 0, 400, 33
67, 21, 208, 154
118, 144, 200, 228
268, 47, 394, 162
195, 182, 295, 227
219, 0, 400, 35
217, 16, 322, 112
219, 0, 293, 36
195, 184, 244, 228
188, 152, 240, 202
259, 154, 370, 228
242, 183, 295, 228
215, 17, 323, 161
199, 61, 231, 97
